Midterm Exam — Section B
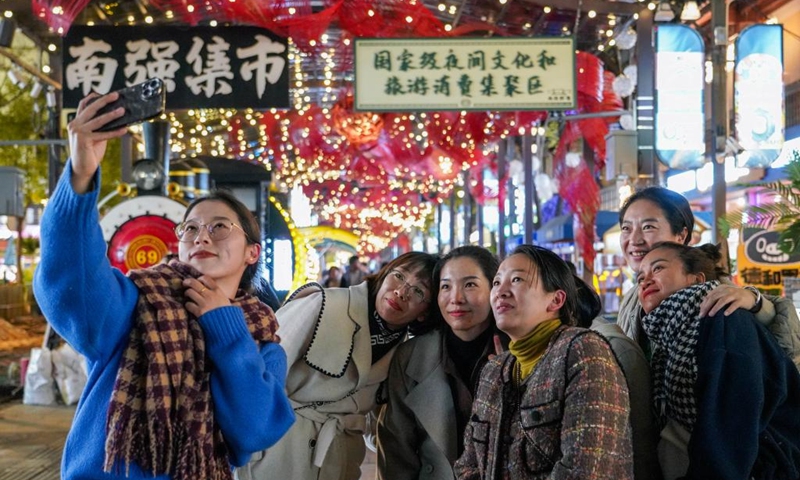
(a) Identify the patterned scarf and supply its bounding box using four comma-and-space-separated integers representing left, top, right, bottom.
641, 280, 718, 431
370, 308, 406, 346
369, 308, 406, 365
104, 261, 279, 480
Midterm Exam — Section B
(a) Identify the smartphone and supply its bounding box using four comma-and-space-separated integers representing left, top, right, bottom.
87, 78, 166, 132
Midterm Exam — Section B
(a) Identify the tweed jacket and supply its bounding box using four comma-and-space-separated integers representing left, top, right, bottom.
454, 326, 633, 480
377, 328, 494, 480
237, 282, 399, 480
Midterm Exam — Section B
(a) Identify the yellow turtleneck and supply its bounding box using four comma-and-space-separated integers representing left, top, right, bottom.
508, 318, 562, 380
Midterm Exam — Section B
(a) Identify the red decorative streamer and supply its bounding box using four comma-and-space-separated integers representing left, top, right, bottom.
35, 2, 619, 254
32, 0, 91, 34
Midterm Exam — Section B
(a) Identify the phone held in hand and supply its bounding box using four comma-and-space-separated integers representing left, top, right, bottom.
87, 78, 166, 132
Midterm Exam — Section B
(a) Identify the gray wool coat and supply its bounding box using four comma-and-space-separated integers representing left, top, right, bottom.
377, 329, 492, 480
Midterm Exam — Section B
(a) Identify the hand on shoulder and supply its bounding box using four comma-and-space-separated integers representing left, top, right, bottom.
698, 284, 758, 318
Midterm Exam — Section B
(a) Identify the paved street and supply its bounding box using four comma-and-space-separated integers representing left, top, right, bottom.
0, 402, 72, 480
0, 401, 377, 480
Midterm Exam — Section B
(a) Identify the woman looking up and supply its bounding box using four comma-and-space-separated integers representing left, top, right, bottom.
617, 186, 800, 367
33, 93, 294, 480
637, 242, 800, 479
238, 251, 438, 480
455, 245, 633, 479
377, 246, 503, 480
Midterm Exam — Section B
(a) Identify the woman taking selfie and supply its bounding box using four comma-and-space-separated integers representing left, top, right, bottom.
637, 242, 800, 479
33, 93, 294, 480
455, 245, 633, 479
238, 252, 438, 480
617, 186, 800, 367
377, 246, 504, 480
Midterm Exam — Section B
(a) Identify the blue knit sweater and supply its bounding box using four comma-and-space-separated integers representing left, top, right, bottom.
32, 164, 295, 480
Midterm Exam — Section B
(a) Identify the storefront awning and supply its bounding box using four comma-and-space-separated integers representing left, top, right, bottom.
536, 211, 619, 244
537, 214, 573, 243
596, 211, 620, 237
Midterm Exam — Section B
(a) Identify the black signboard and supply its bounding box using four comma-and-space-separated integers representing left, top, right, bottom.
63, 26, 289, 110
744, 229, 800, 265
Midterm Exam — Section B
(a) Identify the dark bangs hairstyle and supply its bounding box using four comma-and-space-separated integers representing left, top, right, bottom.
647, 242, 729, 281
367, 251, 440, 335
183, 189, 263, 291
619, 186, 694, 245
433, 246, 500, 329
509, 245, 579, 326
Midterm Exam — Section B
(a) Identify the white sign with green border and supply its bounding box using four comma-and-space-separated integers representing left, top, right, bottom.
354, 37, 576, 111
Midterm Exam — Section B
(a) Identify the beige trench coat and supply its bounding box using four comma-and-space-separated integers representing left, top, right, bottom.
236, 282, 399, 480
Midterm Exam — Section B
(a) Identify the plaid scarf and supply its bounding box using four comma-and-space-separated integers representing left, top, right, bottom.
104, 260, 278, 480
641, 280, 719, 431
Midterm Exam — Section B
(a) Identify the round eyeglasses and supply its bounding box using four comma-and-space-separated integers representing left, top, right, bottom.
386, 270, 429, 304
174, 220, 251, 243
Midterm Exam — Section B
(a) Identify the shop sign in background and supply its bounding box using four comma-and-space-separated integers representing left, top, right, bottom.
354, 37, 576, 111
63, 26, 289, 110
654, 24, 705, 170
737, 227, 800, 296
734, 24, 784, 168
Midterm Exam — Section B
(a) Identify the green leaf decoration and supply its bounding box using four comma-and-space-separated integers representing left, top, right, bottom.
722, 150, 800, 249
779, 221, 800, 254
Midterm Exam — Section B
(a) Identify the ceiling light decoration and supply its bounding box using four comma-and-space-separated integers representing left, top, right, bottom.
612, 74, 635, 97
616, 27, 638, 50
623, 65, 638, 84
35, 2, 635, 253
7, 69, 26, 89
654, 1, 675, 22
680, 0, 701, 21
45, 87, 57, 108
30, 81, 44, 98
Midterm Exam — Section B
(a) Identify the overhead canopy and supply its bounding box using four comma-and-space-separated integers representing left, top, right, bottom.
537, 214, 573, 243
536, 211, 619, 244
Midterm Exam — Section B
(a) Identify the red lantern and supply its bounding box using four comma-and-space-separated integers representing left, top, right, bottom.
331, 94, 384, 147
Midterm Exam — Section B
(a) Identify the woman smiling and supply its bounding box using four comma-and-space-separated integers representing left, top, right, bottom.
33, 93, 294, 480
239, 252, 439, 480
377, 246, 503, 480
617, 187, 800, 368
455, 245, 633, 479
638, 242, 800, 480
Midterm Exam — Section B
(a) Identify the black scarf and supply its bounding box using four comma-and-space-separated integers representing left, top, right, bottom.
369, 305, 406, 364
641, 280, 719, 431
